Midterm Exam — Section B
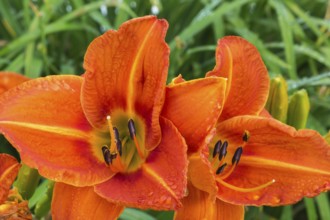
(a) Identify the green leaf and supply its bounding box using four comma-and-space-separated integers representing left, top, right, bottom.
119, 208, 156, 220
270, 0, 297, 79
304, 198, 318, 220
169, 0, 252, 51
316, 193, 330, 220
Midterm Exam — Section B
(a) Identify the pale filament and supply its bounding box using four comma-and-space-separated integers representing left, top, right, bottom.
133, 135, 144, 159
106, 115, 117, 152
217, 178, 276, 193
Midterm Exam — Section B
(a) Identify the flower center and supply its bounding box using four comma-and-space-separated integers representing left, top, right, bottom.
96, 111, 147, 174
209, 130, 275, 192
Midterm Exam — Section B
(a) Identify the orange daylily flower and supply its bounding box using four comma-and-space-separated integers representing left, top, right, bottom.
163, 36, 330, 219
0, 154, 32, 219
0, 16, 227, 218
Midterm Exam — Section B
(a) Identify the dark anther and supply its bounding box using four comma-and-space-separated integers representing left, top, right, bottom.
116, 140, 122, 156
219, 141, 228, 161
128, 119, 136, 139
102, 146, 112, 165
232, 147, 243, 165
216, 163, 227, 175
113, 127, 122, 156
242, 131, 250, 142
113, 127, 120, 140
212, 140, 222, 158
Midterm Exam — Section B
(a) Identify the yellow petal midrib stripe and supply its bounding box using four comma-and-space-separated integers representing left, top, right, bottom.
142, 163, 181, 203
0, 163, 19, 183
241, 156, 330, 176
0, 121, 90, 139
126, 20, 158, 113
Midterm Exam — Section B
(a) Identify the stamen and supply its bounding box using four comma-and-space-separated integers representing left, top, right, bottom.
102, 146, 112, 165
242, 130, 250, 142
113, 127, 122, 156
133, 136, 144, 159
217, 178, 276, 192
106, 116, 116, 152
232, 147, 243, 165
219, 141, 228, 161
212, 140, 222, 158
128, 119, 144, 159
211, 140, 227, 167
216, 163, 227, 175
218, 164, 236, 180
128, 119, 136, 139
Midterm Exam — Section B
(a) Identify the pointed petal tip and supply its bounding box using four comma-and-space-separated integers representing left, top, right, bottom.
207, 36, 270, 120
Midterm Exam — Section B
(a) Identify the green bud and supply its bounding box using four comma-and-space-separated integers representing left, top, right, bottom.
324, 131, 330, 145
14, 163, 41, 199
287, 89, 310, 129
34, 180, 55, 218
265, 75, 288, 123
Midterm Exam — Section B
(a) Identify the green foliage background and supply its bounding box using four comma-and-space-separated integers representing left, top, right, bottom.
0, 0, 329, 219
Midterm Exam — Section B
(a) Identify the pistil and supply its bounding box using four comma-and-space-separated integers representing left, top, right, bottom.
217, 178, 276, 192
103, 115, 125, 170
106, 115, 117, 153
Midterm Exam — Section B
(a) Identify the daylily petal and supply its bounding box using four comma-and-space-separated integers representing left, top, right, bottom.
188, 144, 218, 201
94, 117, 187, 210
82, 16, 169, 150
0, 154, 20, 204
174, 183, 244, 220
206, 36, 269, 121
162, 77, 227, 152
215, 116, 330, 206
0, 76, 113, 186
259, 108, 272, 118
0, 72, 29, 95
52, 183, 124, 220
